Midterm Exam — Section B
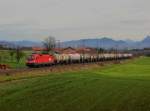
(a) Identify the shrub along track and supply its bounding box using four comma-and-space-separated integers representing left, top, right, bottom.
0, 58, 133, 76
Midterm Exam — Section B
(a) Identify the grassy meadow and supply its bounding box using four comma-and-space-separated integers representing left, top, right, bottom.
0, 57, 150, 111
0, 50, 32, 68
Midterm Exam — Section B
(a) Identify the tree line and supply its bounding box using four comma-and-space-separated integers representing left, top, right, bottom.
0, 48, 25, 65
7, 47, 25, 63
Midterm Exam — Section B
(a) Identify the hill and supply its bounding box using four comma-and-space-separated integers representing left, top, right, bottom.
0, 40, 41, 48
138, 36, 150, 48
0, 36, 150, 49
61, 36, 150, 49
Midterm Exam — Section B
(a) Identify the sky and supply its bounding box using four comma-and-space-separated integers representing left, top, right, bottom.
0, 0, 150, 41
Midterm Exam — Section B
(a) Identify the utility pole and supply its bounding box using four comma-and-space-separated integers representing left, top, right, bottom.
115, 44, 118, 61
82, 39, 85, 63
100, 38, 104, 61
96, 38, 99, 61
56, 40, 61, 49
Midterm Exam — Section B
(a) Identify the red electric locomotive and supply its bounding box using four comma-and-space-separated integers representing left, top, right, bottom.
26, 53, 56, 67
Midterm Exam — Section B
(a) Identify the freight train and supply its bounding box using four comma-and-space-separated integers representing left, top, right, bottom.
26, 52, 133, 67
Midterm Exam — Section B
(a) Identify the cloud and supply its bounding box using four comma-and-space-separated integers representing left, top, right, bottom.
0, 0, 149, 41
120, 19, 150, 25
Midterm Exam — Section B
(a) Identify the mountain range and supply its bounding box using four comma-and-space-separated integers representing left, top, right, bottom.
0, 36, 150, 49
61, 36, 150, 49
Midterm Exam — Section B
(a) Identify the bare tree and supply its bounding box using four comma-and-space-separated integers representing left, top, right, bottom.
42, 36, 56, 52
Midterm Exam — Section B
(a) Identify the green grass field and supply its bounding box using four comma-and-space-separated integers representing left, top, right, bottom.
0, 57, 150, 111
0, 50, 32, 68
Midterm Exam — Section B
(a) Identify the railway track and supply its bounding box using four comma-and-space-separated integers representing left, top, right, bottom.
0, 59, 126, 76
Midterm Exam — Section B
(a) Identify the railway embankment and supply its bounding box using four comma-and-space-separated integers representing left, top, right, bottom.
0, 58, 134, 83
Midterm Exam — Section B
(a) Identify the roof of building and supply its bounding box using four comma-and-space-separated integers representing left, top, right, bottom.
32, 46, 98, 54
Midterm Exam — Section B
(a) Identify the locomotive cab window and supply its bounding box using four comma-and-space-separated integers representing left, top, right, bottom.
27, 55, 34, 61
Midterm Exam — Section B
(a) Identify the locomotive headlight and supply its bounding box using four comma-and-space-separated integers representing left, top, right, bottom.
32, 60, 36, 63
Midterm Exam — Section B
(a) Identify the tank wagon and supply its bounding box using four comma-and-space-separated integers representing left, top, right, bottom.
26, 52, 133, 68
